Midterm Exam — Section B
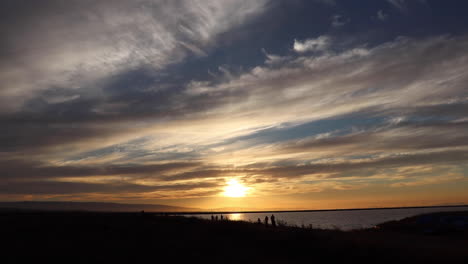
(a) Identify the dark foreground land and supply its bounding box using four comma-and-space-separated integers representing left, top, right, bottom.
1, 211, 467, 263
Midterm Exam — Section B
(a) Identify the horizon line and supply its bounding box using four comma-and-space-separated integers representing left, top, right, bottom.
167, 204, 468, 215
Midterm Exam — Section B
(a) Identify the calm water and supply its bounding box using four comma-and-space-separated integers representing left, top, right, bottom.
185, 206, 468, 231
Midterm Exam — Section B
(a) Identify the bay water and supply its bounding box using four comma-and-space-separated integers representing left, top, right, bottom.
185, 206, 468, 230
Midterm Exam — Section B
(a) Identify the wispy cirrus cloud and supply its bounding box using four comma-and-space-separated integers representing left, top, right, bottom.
387, 0, 407, 12
0, 0, 270, 112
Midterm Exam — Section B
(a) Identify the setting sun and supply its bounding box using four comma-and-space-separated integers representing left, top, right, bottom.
223, 179, 249, 198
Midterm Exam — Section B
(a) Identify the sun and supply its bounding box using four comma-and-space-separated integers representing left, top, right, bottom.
223, 179, 249, 198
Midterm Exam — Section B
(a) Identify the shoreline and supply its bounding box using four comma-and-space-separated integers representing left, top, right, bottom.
166, 204, 468, 215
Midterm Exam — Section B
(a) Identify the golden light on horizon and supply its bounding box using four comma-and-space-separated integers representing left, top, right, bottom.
223, 179, 249, 198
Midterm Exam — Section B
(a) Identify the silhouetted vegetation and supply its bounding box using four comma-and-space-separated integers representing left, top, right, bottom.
377, 211, 468, 235
2, 211, 467, 263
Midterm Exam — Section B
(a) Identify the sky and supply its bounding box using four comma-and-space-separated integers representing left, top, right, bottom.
1, 0, 468, 210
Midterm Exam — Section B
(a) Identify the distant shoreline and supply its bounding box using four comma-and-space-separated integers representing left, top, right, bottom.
168, 204, 468, 215
0, 201, 466, 214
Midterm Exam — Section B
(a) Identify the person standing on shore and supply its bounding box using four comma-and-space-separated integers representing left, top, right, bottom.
271, 214, 276, 227
264, 216, 269, 227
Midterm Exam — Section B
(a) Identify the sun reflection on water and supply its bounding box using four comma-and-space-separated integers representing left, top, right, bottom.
228, 213, 243, 221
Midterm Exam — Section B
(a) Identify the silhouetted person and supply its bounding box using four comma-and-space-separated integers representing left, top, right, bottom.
264, 216, 269, 227
221, 215, 224, 220
271, 214, 276, 227
211, 215, 214, 221
215, 215, 218, 221
257, 218, 262, 224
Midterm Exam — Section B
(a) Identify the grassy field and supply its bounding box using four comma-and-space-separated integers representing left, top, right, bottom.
1, 210, 467, 263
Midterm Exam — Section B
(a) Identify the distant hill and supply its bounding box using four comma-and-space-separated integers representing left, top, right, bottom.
0, 201, 197, 212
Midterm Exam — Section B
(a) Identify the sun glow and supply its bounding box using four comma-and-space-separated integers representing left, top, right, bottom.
223, 179, 249, 198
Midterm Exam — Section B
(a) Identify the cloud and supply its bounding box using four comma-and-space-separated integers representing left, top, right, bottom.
262, 49, 290, 65
331, 14, 348, 27
387, 0, 407, 12
247, 149, 468, 179
6, 34, 467, 160
4, 34, 466, 162
386, 0, 429, 12
183, 35, 468, 135
0, 180, 221, 195
0, 160, 201, 181
390, 174, 465, 188
314, 0, 336, 5
0, 158, 223, 197
279, 120, 468, 155
2, 21, 468, 199
377, 10, 389, 21
0, 0, 270, 112
293, 36, 331, 53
